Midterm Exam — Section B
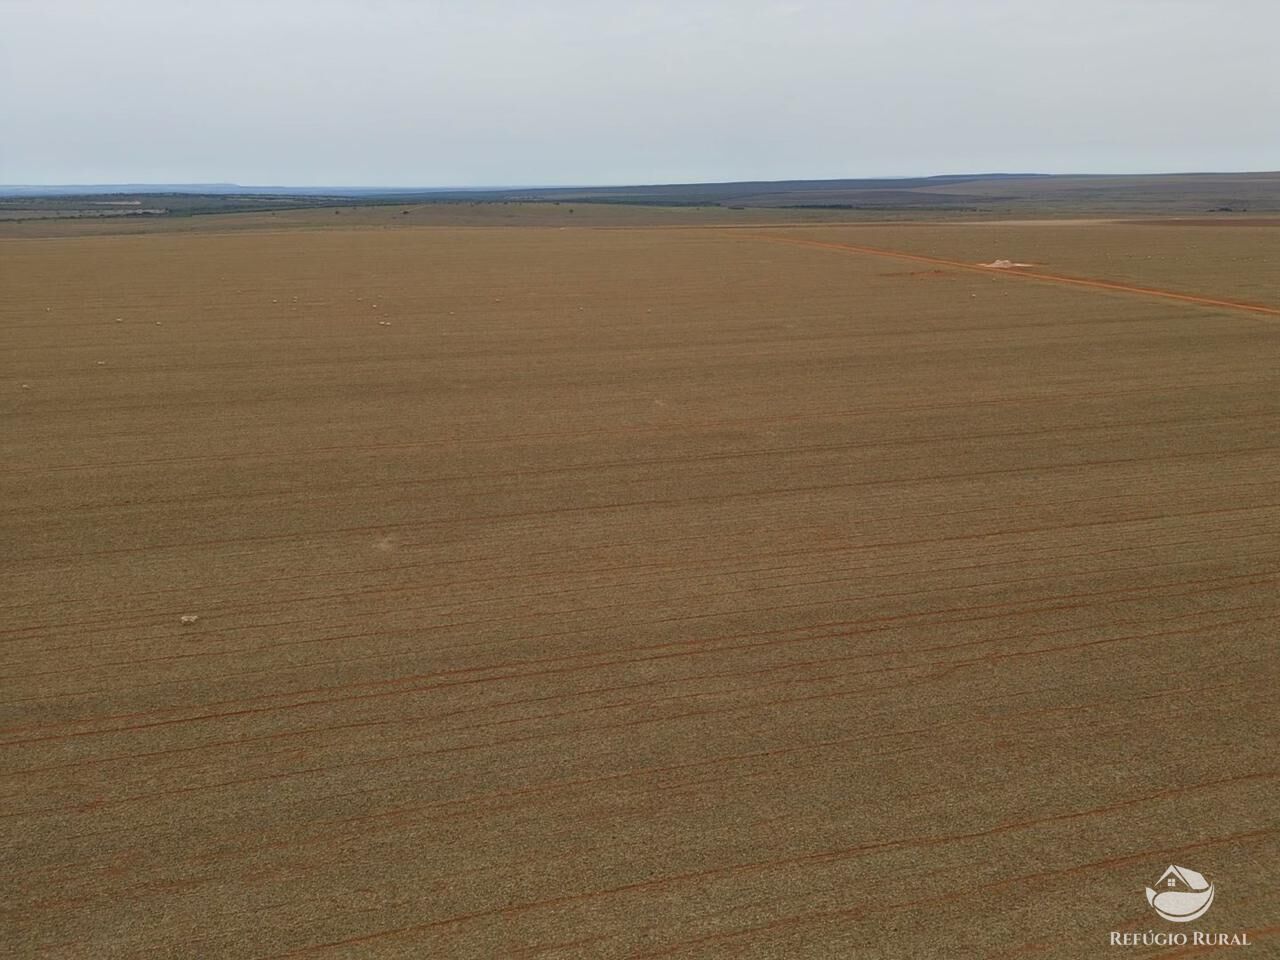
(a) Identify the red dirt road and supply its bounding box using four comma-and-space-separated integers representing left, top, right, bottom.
749, 234, 1280, 318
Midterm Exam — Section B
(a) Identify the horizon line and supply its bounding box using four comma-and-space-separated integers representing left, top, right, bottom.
3, 169, 1278, 195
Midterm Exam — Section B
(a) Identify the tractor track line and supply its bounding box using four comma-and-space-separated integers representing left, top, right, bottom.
745, 234, 1280, 318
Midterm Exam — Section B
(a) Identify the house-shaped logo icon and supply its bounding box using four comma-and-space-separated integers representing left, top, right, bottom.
1146, 865, 1215, 922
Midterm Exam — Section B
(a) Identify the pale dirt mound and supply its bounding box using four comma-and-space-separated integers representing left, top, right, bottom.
979, 259, 1035, 269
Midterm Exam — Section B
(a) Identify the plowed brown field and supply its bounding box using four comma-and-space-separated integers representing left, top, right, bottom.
3, 215, 1277, 959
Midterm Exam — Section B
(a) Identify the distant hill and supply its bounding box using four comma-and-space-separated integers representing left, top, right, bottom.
435, 172, 1279, 212
0, 175, 1048, 200
2, 172, 1276, 214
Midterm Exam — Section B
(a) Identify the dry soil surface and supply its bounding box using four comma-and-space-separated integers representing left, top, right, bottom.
3, 217, 1277, 959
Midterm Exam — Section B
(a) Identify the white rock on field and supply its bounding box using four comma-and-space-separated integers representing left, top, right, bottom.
179, 614, 200, 625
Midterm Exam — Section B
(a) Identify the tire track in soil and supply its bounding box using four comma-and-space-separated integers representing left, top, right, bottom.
746, 233, 1280, 318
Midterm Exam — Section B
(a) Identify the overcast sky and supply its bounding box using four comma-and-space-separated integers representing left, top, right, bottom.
2, 0, 1276, 186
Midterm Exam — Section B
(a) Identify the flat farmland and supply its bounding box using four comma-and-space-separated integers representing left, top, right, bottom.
765, 220, 1280, 304
3, 217, 1277, 958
